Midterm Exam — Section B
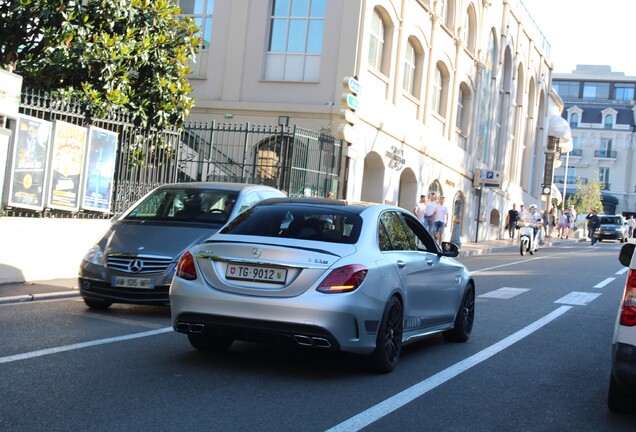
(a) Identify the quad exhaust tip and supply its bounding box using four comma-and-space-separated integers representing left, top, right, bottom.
293, 334, 331, 348
175, 322, 205, 334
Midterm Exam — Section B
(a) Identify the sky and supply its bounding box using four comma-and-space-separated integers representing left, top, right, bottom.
521, 0, 636, 76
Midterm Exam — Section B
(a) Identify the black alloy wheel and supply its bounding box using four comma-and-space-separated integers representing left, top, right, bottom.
369, 296, 403, 373
443, 284, 475, 342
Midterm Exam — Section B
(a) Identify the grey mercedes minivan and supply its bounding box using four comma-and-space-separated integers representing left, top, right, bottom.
78, 182, 285, 309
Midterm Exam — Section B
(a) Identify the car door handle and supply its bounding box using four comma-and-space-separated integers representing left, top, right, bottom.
397, 260, 406, 269
425, 259, 434, 266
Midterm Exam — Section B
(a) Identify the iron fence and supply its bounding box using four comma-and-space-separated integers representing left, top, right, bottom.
4, 89, 342, 217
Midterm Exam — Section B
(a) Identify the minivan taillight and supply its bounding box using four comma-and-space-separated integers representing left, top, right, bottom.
620, 269, 636, 326
176, 252, 197, 280
317, 264, 368, 293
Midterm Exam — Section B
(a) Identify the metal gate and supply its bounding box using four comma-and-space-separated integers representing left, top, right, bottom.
9, 90, 342, 217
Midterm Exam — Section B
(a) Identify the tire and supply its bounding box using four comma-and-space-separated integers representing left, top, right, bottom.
188, 333, 234, 353
520, 237, 528, 256
369, 296, 403, 373
443, 284, 475, 342
83, 297, 112, 310
608, 371, 636, 413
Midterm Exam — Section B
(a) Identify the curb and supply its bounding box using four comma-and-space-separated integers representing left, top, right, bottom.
0, 291, 81, 305
458, 238, 586, 257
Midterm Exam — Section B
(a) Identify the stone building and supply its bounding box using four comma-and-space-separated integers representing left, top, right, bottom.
552, 65, 636, 215
175, 0, 554, 244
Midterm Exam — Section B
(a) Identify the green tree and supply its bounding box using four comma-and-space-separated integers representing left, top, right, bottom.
0, 0, 200, 129
571, 174, 604, 215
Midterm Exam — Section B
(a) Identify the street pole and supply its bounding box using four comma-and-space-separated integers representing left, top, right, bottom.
562, 151, 570, 211
474, 187, 482, 242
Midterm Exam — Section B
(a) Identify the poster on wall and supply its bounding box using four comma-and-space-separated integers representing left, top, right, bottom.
46, 120, 88, 211
6, 115, 52, 210
80, 126, 118, 213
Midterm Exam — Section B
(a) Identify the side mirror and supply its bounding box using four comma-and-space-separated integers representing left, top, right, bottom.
440, 241, 460, 257
619, 243, 635, 267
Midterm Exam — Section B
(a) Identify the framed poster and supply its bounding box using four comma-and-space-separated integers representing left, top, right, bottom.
80, 126, 118, 213
6, 115, 53, 210
46, 120, 88, 211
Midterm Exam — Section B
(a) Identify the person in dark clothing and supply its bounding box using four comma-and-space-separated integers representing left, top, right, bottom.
586, 209, 601, 246
506, 204, 520, 241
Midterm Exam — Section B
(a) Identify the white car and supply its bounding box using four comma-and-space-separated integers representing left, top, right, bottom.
609, 242, 636, 412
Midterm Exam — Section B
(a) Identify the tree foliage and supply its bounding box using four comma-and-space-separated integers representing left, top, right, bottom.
571, 174, 604, 215
0, 0, 200, 129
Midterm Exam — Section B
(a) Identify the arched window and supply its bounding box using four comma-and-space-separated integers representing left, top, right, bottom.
368, 10, 386, 72
403, 41, 416, 94
402, 38, 423, 97
456, 83, 471, 148
570, 113, 579, 127
432, 63, 449, 117
604, 114, 613, 129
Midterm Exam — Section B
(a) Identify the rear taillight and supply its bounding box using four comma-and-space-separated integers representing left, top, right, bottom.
317, 264, 368, 294
176, 252, 197, 280
620, 269, 636, 326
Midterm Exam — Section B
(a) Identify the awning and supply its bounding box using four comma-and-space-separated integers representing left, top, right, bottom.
551, 183, 563, 203
547, 115, 573, 152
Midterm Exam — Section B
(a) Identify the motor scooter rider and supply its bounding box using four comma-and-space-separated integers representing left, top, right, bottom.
528, 204, 543, 242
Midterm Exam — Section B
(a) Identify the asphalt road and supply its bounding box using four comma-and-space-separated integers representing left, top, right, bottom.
1, 241, 634, 431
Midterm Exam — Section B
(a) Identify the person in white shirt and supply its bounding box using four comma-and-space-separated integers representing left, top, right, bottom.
628, 215, 635, 238
413, 194, 427, 224
423, 192, 437, 232
432, 196, 449, 245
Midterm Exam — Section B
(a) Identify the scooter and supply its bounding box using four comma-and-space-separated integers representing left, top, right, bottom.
517, 221, 542, 256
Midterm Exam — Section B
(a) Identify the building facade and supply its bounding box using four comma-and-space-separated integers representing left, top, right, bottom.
176, 0, 554, 244
552, 65, 636, 215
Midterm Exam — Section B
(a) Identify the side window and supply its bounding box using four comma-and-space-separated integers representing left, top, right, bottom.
379, 211, 414, 251
378, 222, 392, 251
401, 212, 439, 253
238, 191, 262, 213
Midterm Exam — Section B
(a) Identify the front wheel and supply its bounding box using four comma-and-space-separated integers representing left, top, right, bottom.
520, 237, 528, 256
443, 284, 475, 342
369, 296, 403, 373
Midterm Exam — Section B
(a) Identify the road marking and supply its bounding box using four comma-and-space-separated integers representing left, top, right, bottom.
593, 278, 615, 289
0, 327, 173, 364
616, 267, 629, 275
554, 291, 601, 306
325, 306, 572, 432
478, 287, 530, 299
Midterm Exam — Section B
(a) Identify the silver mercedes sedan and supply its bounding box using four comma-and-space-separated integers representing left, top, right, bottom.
78, 182, 285, 309
170, 198, 474, 373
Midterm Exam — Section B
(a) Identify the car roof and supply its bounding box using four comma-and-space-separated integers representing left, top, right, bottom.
155, 182, 282, 193
253, 197, 404, 214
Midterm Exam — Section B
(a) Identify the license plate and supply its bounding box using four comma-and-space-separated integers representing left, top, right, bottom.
111, 276, 155, 289
225, 263, 287, 284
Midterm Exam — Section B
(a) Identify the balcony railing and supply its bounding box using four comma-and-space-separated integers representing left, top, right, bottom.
594, 150, 617, 159
568, 148, 583, 157
553, 176, 588, 185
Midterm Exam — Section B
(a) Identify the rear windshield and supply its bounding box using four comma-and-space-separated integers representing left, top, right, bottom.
124, 188, 238, 224
600, 216, 623, 225
220, 205, 362, 244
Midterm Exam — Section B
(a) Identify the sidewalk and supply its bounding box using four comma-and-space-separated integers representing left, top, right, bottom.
0, 235, 585, 305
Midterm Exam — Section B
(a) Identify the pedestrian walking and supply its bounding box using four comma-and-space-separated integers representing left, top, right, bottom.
423, 192, 437, 232
413, 194, 427, 224
586, 209, 601, 246
548, 206, 556, 238
433, 196, 449, 246
505, 204, 519, 241
628, 215, 635, 239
